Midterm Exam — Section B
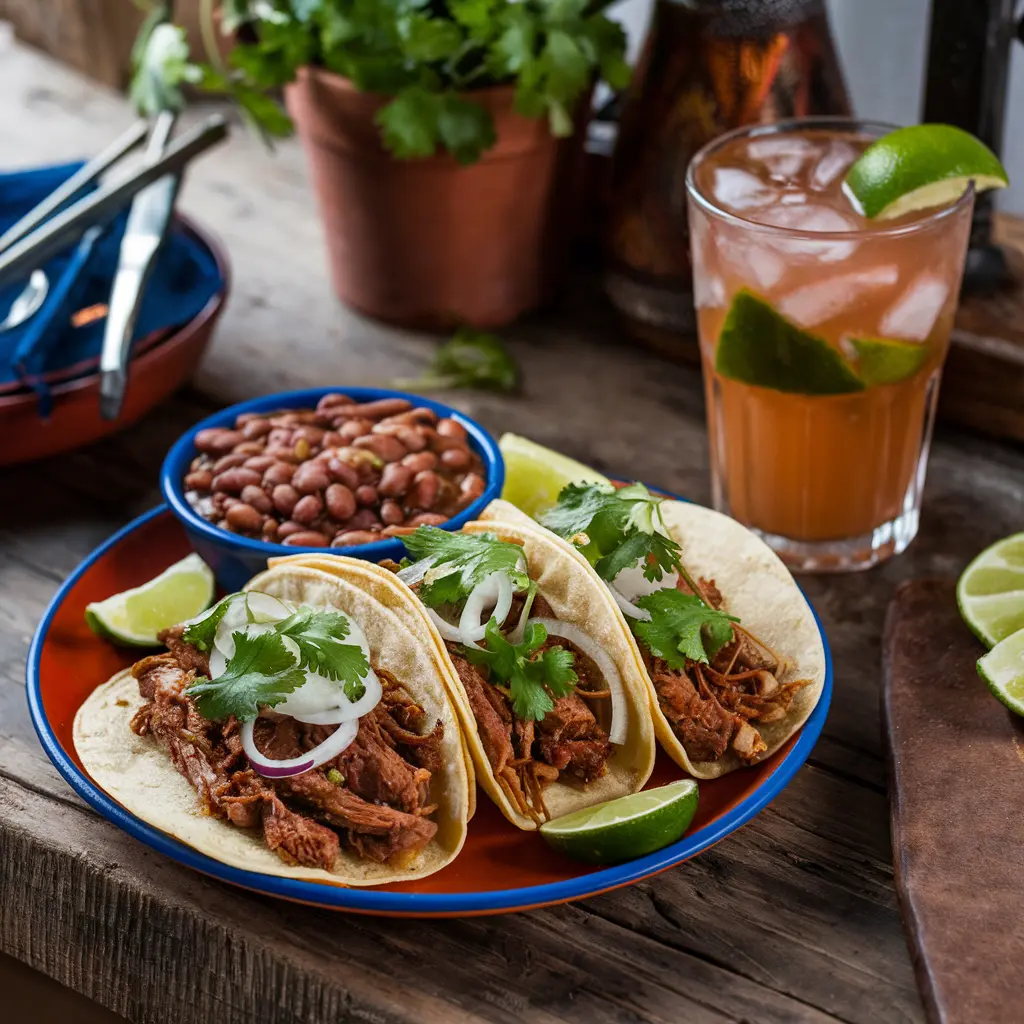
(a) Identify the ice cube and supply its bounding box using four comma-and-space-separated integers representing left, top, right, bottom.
719, 239, 786, 289
694, 272, 726, 309
810, 142, 858, 191
746, 136, 817, 180
777, 265, 900, 328
759, 204, 860, 261
712, 168, 775, 211
879, 275, 950, 340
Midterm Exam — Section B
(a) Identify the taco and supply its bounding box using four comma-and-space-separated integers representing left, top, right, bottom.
273, 520, 658, 830
481, 489, 826, 779
74, 559, 470, 886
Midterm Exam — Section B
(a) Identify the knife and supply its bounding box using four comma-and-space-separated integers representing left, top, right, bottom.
98, 110, 180, 421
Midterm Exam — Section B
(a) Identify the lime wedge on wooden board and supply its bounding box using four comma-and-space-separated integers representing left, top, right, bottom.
85, 553, 215, 646
957, 534, 1024, 648
498, 433, 610, 518
978, 628, 1024, 718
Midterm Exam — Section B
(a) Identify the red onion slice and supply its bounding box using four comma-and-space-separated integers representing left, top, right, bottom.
241, 717, 358, 778
527, 617, 628, 746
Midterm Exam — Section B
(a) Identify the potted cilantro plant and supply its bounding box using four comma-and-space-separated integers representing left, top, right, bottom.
133, 0, 629, 329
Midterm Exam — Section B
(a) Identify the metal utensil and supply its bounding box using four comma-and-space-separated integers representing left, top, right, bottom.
0, 269, 49, 333
0, 114, 228, 291
99, 110, 180, 420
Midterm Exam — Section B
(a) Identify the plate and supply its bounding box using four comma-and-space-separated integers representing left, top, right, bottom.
27, 505, 832, 917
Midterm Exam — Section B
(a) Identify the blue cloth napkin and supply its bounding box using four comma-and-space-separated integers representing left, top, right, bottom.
0, 162, 224, 409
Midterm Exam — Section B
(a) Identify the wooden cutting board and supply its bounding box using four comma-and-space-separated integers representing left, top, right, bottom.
882, 579, 1024, 1024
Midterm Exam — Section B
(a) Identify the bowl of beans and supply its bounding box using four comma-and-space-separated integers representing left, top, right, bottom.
161, 387, 504, 591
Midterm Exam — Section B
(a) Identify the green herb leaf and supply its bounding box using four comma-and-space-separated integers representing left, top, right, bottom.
465, 619, 578, 720
275, 605, 369, 700
632, 590, 738, 669
540, 483, 683, 584
392, 328, 519, 393
186, 630, 306, 721
129, 17, 198, 116
437, 93, 497, 165
181, 594, 237, 652
376, 85, 441, 159
404, 527, 529, 607
398, 13, 463, 62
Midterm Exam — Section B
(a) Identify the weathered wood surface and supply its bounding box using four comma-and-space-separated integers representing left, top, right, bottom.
3, 30, 1024, 1024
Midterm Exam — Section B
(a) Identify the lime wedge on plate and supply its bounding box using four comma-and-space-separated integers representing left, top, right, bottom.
957, 533, 1024, 648
716, 291, 864, 395
85, 553, 215, 646
978, 629, 1024, 718
844, 124, 1008, 220
540, 779, 698, 864
848, 336, 930, 386
498, 433, 610, 517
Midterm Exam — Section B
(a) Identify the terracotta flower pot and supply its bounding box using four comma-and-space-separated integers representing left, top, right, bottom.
285, 68, 587, 330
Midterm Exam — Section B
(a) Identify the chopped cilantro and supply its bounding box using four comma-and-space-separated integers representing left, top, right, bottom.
540, 482, 683, 584
186, 630, 306, 721
465, 619, 577, 721
403, 527, 530, 608
275, 605, 368, 700
326, 768, 345, 786
181, 593, 237, 651
632, 590, 737, 669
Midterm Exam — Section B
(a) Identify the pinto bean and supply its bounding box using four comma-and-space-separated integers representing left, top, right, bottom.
242, 418, 272, 440
440, 447, 472, 471
211, 467, 262, 494
292, 494, 324, 525
212, 452, 249, 474
325, 483, 357, 521
401, 451, 438, 474
283, 531, 330, 547
429, 432, 470, 455
272, 484, 300, 517
263, 461, 296, 486
339, 418, 374, 441
262, 519, 279, 542
331, 530, 381, 547
263, 446, 299, 463
293, 437, 312, 461
241, 485, 273, 514
381, 525, 418, 537
243, 455, 276, 473
353, 433, 406, 463
195, 428, 243, 455
406, 470, 440, 511
406, 512, 450, 527
226, 503, 264, 533
316, 392, 355, 412
322, 431, 343, 448
327, 458, 360, 490
292, 461, 330, 494
436, 418, 468, 440
293, 425, 325, 445
336, 398, 412, 421
378, 463, 413, 498
344, 509, 382, 532
233, 441, 265, 456
380, 407, 439, 427
267, 428, 293, 447
460, 472, 486, 503
184, 470, 213, 491
277, 520, 305, 538
380, 500, 405, 526
355, 484, 379, 507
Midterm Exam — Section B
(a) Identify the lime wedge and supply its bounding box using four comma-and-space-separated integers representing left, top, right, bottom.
539, 779, 698, 864
848, 336, 930, 386
844, 124, 1008, 220
715, 291, 864, 395
957, 534, 1024, 648
498, 433, 610, 518
85, 553, 215, 646
978, 628, 1024, 718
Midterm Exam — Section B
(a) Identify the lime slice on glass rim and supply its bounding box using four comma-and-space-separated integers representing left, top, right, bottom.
844, 124, 1008, 220
539, 779, 699, 865
978, 629, 1024, 718
847, 336, 930, 386
85, 552, 215, 646
957, 533, 1024, 648
715, 291, 864, 395
498, 433, 610, 518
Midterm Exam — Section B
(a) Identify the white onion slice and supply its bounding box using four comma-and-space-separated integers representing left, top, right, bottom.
528, 617, 628, 746
214, 619, 277, 661
613, 563, 679, 602
462, 572, 513, 643
275, 665, 382, 723
426, 607, 462, 642
245, 593, 292, 623
397, 556, 435, 586
610, 585, 651, 622
241, 717, 358, 778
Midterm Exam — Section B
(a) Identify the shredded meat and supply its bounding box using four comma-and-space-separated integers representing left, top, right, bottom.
450, 650, 514, 775
651, 663, 736, 762
158, 624, 210, 676
536, 695, 611, 782
129, 639, 442, 871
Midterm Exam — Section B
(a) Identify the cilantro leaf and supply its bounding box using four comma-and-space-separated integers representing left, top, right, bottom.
181, 594, 236, 652
274, 606, 369, 700
465, 619, 577, 721
376, 85, 441, 159
186, 630, 306, 721
540, 483, 683, 583
391, 328, 518, 393
403, 527, 529, 607
632, 590, 738, 670
437, 94, 497, 165
129, 17, 199, 116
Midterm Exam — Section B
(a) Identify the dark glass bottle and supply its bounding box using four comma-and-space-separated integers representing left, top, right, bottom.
604, 0, 850, 353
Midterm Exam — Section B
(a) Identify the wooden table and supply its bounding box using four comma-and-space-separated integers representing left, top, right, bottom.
3, 29, 1024, 1024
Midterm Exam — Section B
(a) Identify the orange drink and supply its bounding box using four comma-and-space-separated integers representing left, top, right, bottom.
686, 119, 975, 571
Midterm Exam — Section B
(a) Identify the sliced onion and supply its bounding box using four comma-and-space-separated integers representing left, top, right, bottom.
275, 665, 382, 722
461, 572, 513, 643
244, 592, 292, 623
241, 717, 358, 778
528, 616, 628, 746
612, 563, 679, 602
214, 619, 277, 661
397, 556, 435, 586
610, 585, 651, 622
426, 607, 462, 642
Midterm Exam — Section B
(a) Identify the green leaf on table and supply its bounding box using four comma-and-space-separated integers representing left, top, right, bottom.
391, 329, 518, 393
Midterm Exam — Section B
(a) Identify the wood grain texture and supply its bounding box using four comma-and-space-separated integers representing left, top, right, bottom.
883, 580, 1024, 1024
2, 31, 1024, 1024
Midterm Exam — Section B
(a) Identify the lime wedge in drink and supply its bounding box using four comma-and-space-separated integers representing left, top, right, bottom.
848, 336, 930, 386
498, 433, 610, 517
844, 124, 1008, 220
539, 779, 699, 864
85, 553, 215, 646
978, 629, 1024, 718
715, 291, 864, 395
957, 534, 1024, 648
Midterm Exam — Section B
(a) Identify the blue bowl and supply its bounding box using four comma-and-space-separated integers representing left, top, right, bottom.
161, 387, 505, 591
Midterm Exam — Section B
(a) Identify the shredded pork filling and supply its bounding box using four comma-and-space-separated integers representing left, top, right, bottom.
129, 627, 445, 871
